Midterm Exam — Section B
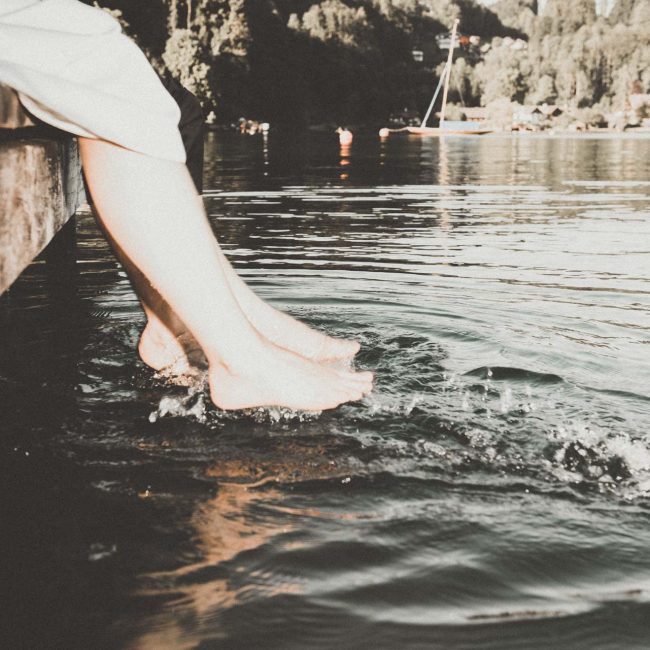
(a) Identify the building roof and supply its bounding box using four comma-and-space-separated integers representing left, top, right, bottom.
539, 104, 562, 116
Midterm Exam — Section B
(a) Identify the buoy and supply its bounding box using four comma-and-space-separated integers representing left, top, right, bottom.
379, 128, 390, 138
336, 127, 353, 146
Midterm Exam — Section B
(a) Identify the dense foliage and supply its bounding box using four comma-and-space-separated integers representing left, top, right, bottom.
90, 0, 650, 124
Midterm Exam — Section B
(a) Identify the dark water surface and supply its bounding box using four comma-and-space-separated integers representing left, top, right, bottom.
1, 132, 650, 649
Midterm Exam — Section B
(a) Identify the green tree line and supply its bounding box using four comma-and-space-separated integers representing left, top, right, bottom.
89, 0, 650, 124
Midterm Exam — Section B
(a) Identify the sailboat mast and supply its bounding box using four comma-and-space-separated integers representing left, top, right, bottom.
438, 18, 459, 130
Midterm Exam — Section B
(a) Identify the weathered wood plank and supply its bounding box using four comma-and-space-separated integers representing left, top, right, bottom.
0, 86, 84, 294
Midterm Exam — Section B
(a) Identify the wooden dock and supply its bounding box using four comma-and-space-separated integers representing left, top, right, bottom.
0, 85, 85, 295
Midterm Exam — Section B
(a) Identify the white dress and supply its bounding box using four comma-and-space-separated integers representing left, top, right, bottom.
0, 0, 185, 162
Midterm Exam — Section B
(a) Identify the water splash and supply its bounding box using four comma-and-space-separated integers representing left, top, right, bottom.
548, 422, 650, 498
148, 383, 321, 425
149, 387, 210, 424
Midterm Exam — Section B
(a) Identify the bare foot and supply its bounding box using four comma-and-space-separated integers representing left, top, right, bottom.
138, 321, 205, 375
242, 300, 360, 362
209, 339, 373, 411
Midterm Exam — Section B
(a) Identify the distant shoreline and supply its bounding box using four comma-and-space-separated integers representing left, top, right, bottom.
207, 123, 650, 139
490, 128, 650, 137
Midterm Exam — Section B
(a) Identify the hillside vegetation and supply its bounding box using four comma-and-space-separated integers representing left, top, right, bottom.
92, 0, 650, 125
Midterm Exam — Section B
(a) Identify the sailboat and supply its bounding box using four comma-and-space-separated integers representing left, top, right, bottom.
384, 19, 491, 137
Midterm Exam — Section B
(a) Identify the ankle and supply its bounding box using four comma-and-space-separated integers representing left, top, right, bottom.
204, 330, 267, 372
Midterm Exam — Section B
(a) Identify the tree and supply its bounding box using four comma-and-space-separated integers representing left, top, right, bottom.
631, 0, 650, 24
294, 0, 374, 49
210, 0, 251, 56
527, 73, 556, 104
476, 42, 528, 105
90, 0, 646, 125
609, 0, 636, 23
492, 0, 538, 36
543, 0, 596, 34
162, 29, 212, 102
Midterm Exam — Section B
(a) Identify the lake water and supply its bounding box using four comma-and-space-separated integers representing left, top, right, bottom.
1, 132, 650, 649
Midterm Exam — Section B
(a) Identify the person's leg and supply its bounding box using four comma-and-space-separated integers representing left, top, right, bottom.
211, 245, 360, 361
102, 194, 360, 374
111, 223, 360, 373
103, 234, 205, 374
126, 76, 359, 369
136, 241, 360, 370
79, 137, 372, 410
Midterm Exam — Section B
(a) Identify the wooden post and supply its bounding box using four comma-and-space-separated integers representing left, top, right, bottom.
0, 85, 84, 295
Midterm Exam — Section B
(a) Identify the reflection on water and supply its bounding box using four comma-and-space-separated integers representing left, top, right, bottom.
340, 142, 351, 181
1, 132, 650, 649
130, 478, 293, 649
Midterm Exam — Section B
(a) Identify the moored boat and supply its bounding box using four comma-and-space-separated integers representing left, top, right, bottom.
381, 19, 492, 138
